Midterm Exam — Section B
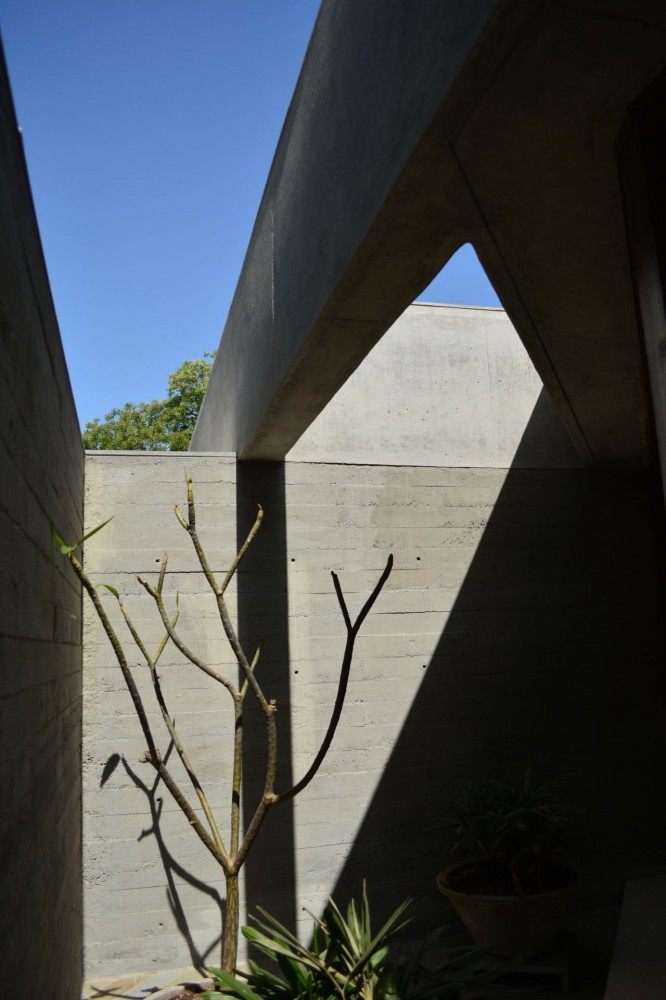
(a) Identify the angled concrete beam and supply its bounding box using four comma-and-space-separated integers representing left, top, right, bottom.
191, 0, 507, 457
193, 0, 666, 469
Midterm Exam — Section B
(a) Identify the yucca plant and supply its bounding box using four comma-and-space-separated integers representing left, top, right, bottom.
203, 885, 516, 1000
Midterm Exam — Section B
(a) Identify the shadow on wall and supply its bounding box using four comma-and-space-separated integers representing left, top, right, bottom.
235, 463, 298, 932
90, 463, 297, 977
94, 392, 665, 968
328, 391, 666, 933
118, 745, 225, 974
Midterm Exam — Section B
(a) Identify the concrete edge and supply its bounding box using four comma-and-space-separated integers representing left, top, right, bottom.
412, 301, 504, 310
84, 450, 237, 458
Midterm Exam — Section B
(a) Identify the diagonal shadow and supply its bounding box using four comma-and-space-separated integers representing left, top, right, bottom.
102, 743, 225, 978
328, 391, 666, 936
235, 461, 297, 932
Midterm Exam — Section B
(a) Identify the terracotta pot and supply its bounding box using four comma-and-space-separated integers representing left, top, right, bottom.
436, 864, 579, 957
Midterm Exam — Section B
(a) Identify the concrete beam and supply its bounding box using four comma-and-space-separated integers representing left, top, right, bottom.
192, 1, 666, 467
191, 0, 507, 457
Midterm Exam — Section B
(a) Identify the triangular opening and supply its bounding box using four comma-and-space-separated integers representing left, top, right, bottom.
416, 243, 501, 308
288, 244, 579, 469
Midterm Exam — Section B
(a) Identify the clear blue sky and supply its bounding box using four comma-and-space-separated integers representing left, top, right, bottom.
1, 0, 499, 428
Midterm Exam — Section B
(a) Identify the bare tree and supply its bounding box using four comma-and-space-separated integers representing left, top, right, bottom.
59, 477, 393, 971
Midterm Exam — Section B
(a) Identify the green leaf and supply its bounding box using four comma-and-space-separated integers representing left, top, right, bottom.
51, 516, 113, 555
346, 896, 412, 979
75, 516, 114, 549
51, 526, 72, 555
276, 953, 308, 992
243, 926, 321, 972
207, 969, 263, 1000
95, 582, 120, 600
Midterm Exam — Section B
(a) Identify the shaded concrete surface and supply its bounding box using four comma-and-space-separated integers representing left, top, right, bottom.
193, 1, 666, 467
82, 435, 665, 978
604, 875, 666, 999
326, 405, 666, 967
456, 2, 666, 470
235, 462, 298, 936
193, 0, 501, 458
0, 43, 84, 999
620, 67, 666, 504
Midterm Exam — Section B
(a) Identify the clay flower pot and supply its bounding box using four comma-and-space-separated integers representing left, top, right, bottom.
436, 864, 579, 957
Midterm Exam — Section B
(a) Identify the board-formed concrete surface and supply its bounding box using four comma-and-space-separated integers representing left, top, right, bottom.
192, 0, 500, 459
288, 304, 581, 468
82, 451, 665, 977
193, 1, 666, 468
0, 48, 85, 1000
603, 876, 666, 999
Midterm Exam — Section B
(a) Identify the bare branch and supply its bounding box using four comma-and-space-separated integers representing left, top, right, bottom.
138, 575, 237, 697
240, 642, 262, 701
220, 504, 263, 595
66, 553, 224, 866
178, 480, 270, 711
69, 553, 158, 762
348, 553, 394, 636
120, 599, 230, 867
332, 572, 352, 632
274, 554, 393, 804
174, 477, 220, 595
230, 642, 261, 857
156, 760, 225, 864
215, 591, 270, 712
157, 551, 168, 595
64, 478, 394, 974
235, 704, 278, 869
153, 596, 180, 665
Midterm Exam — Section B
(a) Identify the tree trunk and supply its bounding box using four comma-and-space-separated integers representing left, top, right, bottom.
222, 872, 240, 971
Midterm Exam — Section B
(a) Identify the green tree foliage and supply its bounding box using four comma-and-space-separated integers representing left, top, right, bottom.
82, 353, 215, 451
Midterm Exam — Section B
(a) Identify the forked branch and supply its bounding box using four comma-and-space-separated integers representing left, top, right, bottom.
175, 479, 270, 712
138, 558, 236, 696
119, 598, 229, 863
60, 479, 394, 972
274, 554, 394, 804
65, 552, 227, 869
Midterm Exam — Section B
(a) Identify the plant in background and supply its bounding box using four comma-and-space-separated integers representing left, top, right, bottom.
54, 478, 393, 972
82, 352, 215, 450
443, 772, 576, 897
204, 884, 515, 1000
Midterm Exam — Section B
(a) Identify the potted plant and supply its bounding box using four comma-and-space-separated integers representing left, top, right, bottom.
436, 772, 579, 957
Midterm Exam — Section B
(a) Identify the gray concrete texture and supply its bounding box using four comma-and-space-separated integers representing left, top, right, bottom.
604, 875, 666, 999
287, 304, 581, 468
83, 447, 665, 977
82, 455, 239, 977
193, 1, 666, 468
0, 47, 84, 1000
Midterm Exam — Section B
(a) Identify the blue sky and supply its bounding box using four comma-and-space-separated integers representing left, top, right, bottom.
1, 1, 499, 428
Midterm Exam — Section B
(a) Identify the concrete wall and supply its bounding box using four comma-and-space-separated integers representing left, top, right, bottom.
288, 304, 581, 468
82, 449, 665, 977
0, 51, 84, 999
82, 454, 237, 976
